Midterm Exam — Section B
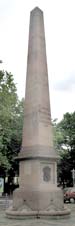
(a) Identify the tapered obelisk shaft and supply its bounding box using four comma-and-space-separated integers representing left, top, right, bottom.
19, 7, 56, 159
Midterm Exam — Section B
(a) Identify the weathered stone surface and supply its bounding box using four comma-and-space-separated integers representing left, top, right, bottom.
12, 186, 64, 211
6, 7, 70, 218
19, 6, 54, 156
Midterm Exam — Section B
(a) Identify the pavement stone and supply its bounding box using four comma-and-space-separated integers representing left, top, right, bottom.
0, 204, 75, 226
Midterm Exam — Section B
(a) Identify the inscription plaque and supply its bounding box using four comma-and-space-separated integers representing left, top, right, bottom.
43, 166, 51, 182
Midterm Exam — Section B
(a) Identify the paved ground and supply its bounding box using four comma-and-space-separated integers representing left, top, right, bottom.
0, 204, 75, 226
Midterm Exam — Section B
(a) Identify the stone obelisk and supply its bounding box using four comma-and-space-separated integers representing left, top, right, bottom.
6, 7, 70, 218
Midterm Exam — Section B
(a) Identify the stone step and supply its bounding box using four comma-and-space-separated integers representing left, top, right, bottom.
0, 198, 12, 210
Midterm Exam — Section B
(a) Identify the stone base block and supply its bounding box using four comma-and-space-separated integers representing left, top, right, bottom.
12, 187, 64, 211
6, 206, 70, 219
6, 187, 71, 219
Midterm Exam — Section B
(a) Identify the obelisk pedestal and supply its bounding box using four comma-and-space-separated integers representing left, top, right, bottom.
6, 7, 70, 218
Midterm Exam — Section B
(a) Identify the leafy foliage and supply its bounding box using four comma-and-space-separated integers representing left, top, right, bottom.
54, 112, 75, 187
0, 70, 24, 177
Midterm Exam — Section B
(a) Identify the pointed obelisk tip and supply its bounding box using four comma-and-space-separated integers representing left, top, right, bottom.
31, 6, 43, 14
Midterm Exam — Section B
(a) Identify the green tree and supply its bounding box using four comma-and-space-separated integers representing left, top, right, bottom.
55, 112, 75, 187
0, 70, 24, 178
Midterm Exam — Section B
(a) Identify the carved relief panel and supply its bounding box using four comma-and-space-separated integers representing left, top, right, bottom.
43, 166, 51, 182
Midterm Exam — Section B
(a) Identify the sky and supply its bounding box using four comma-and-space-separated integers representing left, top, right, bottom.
0, 0, 75, 121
